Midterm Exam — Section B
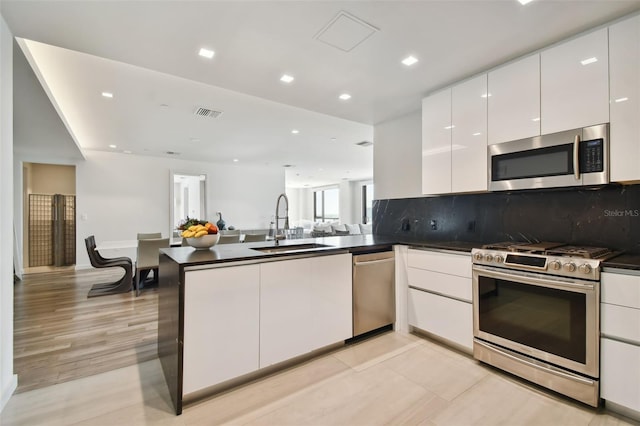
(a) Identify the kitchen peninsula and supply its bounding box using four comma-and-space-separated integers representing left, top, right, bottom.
157, 235, 394, 415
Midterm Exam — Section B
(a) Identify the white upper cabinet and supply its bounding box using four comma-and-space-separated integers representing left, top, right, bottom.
452, 75, 488, 192
541, 28, 609, 134
609, 15, 640, 182
422, 88, 452, 195
488, 54, 541, 144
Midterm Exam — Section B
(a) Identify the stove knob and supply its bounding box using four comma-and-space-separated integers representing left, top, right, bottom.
484, 254, 494, 262
563, 262, 577, 272
549, 260, 562, 270
578, 264, 592, 274
494, 255, 504, 263
474, 252, 484, 261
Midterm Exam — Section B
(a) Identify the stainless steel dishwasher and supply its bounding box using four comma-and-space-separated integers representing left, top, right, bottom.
352, 250, 395, 337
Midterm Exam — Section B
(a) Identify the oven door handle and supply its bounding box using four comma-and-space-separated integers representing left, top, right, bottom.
574, 133, 581, 180
473, 265, 596, 292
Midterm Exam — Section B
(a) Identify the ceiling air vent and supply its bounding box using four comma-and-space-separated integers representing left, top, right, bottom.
356, 140, 373, 147
193, 107, 223, 118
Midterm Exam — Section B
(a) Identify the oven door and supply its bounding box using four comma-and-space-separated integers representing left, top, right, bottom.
473, 265, 599, 378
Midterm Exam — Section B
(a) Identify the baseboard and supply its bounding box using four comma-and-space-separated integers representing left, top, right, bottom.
0, 374, 18, 413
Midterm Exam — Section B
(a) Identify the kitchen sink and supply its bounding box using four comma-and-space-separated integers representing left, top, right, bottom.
251, 243, 333, 254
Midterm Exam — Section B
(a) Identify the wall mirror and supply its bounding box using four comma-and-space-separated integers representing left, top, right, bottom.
170, 171, 207, 237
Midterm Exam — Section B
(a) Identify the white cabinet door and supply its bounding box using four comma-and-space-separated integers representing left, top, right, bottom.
610, 15, 640, 182
309, 254, 352, 348
452, 74, 488, 193
541, 28, 609, 134
408, 288, 473, 351
422, 88, 452, 195
407, 248, 471, 278
260, 258, 313, 368
488, 54, 541, 144
183, 265, 260, 395
601, 338, 640, 412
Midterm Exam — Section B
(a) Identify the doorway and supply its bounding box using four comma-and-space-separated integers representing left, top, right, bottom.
23, 163, 76, 273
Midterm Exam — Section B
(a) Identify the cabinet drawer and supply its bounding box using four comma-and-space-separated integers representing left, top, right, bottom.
601, 303, 640, 344
601, 272, 640, 309
408, 267, 471, 302
408, 288, 473, 351
601, 338, 640, 412
407, 249, 471, 278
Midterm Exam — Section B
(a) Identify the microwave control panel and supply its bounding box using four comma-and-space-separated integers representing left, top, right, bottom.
580, 139, 603, 173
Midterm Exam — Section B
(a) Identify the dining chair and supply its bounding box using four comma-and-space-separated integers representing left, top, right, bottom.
135, 237, 169, 296
137, 232, 162, 240
84, 236, 133, 297
218, 234, 241, 244
243, 233, 267, 242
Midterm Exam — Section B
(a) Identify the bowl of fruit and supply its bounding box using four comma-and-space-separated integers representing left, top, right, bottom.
180, 220, 219, 250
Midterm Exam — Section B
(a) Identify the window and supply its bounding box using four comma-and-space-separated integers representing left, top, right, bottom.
314, 187, 339, 222
362, 184, 374, 224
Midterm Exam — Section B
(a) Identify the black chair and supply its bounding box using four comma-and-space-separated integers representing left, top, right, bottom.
85, 236, 133, 297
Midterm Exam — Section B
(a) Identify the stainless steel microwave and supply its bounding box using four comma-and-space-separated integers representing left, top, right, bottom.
488, 123, 609, 191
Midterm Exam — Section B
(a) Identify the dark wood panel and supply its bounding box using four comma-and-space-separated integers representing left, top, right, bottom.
157, 253, 182, 414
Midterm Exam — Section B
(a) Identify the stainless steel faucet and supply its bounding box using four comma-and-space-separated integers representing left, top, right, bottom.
274, 193, 289, 245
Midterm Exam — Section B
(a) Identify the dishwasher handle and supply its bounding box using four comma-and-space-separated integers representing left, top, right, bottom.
353, 257, 395, 266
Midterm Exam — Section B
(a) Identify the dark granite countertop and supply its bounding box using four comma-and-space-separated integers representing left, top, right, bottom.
602, 252, 640, 271
399, 240, 480, 253
160, 234, 397, 266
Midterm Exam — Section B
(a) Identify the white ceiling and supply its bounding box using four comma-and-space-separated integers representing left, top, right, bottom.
3, 0, 640, 188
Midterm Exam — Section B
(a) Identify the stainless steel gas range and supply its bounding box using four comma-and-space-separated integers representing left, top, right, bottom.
471, 241, 616, 407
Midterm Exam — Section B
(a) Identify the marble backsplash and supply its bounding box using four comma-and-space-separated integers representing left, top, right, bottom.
372, 184, 640, 252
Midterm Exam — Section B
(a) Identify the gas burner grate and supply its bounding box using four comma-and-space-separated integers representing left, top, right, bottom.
546, 246, 612, 259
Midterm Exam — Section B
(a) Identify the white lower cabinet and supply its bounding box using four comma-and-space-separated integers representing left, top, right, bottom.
406, 249, 473, 351
408, 288, 472, 350
182, 253, 352, 395
601, 338, 640, 412
183, 265, 260, 395
261, 254, 352, 367
600, 271, 640, 415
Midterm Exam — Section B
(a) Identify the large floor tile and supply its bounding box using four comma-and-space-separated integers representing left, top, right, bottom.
331, 331, 422, 370
384, 342, 489, 401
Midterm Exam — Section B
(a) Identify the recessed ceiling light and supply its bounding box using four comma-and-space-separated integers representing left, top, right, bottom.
280, 74, 294, 83
444, 125, 455, 130
581, 57, 598, 66
339, 93, 351, 100
330, 137, 337, 142
233, 158, 239, 163
109, 144, 117, 149
101, 92, 113, 98
473, 132, 482, 136
123, 150, 132, 154
532, 117, 541, 122
402, 55, 418, 66
198, 48, 215, 59
291, 129, 299, 134
481, 93, 492, 98
614, 97, 629, 103
160, 103, 169, 108
518, 0, 534, 4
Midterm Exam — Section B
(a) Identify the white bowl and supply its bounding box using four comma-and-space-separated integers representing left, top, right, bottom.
185, 233, 220, 249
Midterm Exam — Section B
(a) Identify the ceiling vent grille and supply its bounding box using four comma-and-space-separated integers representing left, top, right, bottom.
356, 140, 373, 147
193, 107, 223, 118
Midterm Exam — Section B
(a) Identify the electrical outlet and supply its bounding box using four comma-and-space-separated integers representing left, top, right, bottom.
430, 219, 437, 230
401, 219, 410, 231
468, 220, 476, 232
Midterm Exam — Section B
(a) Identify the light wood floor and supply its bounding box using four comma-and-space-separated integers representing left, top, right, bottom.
2, 332, 637, 425
13, 268, 158, 392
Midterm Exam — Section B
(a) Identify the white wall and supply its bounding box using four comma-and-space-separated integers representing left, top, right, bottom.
75, 150, 284, 268
373, 110, 422, 200
0, 14, 17, 412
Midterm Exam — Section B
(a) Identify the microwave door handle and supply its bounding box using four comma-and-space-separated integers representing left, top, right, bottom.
573, 134, 580, 180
